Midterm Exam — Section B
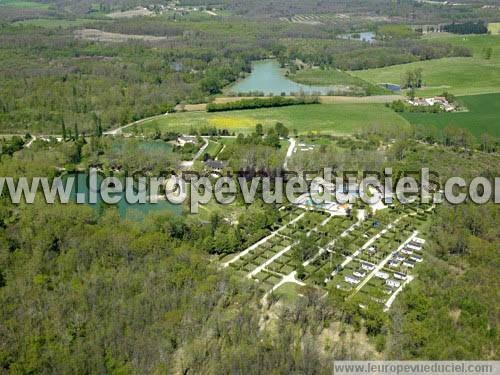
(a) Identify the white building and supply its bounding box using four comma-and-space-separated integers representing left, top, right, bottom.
394, 272, 407, 280
353, 269, 367, 278
410, 255, 423, 263
375, 271, 390, 280
345, 275, 360, 285
177, 135, 197, 146
386, 279, 401, 288
361, 262, 375, 271
403, 259, 415, 268
406, 243, 421, 252
401, 248, 413, 255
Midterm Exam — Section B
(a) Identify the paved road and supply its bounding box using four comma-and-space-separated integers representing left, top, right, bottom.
283, 137, 296, 170
103, 112, 169, 136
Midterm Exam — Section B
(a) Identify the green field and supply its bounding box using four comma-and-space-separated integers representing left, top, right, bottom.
401, 93, 500, 138
488, 23, 500, 35
289, 68, 389, 95
352, 35, 500, 97
0, 0, 50, 9
143, 104, 410, 135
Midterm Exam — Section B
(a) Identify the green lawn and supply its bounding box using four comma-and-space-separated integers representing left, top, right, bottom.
142, 104, 410, 135
401, 93, 500, 138
289, 68, 389, 95
204, 140, 223, 157
351, 35, 500, 97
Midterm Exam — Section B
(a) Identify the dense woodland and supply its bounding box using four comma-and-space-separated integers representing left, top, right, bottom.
0, 135, 498, 372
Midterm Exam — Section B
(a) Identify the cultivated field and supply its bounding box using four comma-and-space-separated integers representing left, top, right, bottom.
402, 93, 500, 138
351, 35, 500, 96
142, 103, 410, 135
488, 22, 500, 34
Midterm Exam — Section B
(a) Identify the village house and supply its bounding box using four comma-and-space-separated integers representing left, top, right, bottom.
407, 96, 456, 112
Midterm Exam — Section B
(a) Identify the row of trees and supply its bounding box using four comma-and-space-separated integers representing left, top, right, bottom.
207, 96, 319, 112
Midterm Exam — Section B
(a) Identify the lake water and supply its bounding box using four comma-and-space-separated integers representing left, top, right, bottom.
229, 60, 341, 96
338, 31, 376, 43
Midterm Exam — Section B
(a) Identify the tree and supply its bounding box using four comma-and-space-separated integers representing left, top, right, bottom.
255, 123, 263, 136
61, 117, 67, 141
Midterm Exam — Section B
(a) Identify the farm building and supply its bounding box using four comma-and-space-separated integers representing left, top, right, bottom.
177, 135, 197, 146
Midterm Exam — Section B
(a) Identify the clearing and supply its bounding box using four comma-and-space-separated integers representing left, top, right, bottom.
106, 7, 154, 19
75, 29, 170, 43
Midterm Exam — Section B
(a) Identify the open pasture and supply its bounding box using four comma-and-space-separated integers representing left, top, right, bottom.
351, 35, 500, 97
402, 93, 500, 138
142, 103, 410, 135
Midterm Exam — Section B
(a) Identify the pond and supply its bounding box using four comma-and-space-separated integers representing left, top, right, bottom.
65, 172, 183, 220
338, 31, 376, 43
379, 83, 401, 92
229, 60, 342, 96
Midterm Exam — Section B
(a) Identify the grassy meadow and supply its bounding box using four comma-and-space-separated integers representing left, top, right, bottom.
351, 34, 500, 96
288, 68, 389, 95
142, 103, 410, 135
402, 93, 500, 138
